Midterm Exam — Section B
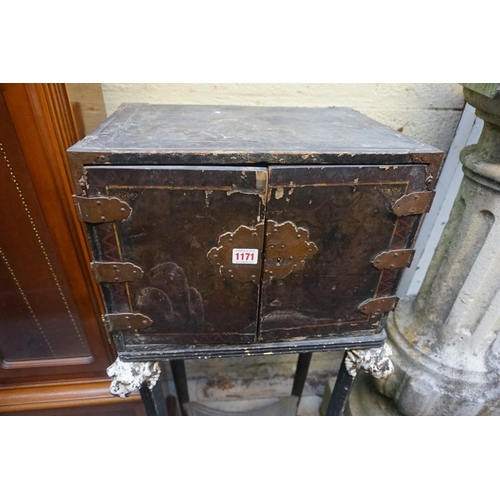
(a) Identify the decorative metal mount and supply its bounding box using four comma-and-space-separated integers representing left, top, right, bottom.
345, 344, 394, 379
262, 220, 318, 281
206, 220, 318, 283
207, 223, 265, 283
106, 358, 161, 398
372, 249, 414, 270
91, 261, 144, 282
359, 296, 398, 315
104, 313, 153, 332
392, 191, 435, 217
73, 195, 132, 223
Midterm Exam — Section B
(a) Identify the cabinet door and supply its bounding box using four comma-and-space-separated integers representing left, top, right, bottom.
259, 164, 430, 341
84, 166, 267, 346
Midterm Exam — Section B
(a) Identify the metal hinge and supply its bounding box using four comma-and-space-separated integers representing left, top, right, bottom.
372, 249, 415, 270
73, 195, 132, 223
104, 313, 153, 332
91, 262, 144, 282
392, 191, 435, 217
359, 296, 399, 315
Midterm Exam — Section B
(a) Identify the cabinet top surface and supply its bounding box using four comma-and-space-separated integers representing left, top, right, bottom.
69, 103, 441, 156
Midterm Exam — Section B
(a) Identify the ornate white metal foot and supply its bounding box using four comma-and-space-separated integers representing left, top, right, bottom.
106, 358, 161, 398
345, 344, 394, 379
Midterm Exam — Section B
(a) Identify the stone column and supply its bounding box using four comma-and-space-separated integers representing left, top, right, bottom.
347, 84, 500, 416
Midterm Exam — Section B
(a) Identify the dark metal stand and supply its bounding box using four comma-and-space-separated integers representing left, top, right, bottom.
139, 350, 356, 416
291, 352, 312, 401
139, 381, 168, 416
170, 359, 190, 416
325, 351, 355, 416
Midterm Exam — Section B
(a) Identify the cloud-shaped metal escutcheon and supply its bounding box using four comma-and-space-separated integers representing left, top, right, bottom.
207, 220, 318, 283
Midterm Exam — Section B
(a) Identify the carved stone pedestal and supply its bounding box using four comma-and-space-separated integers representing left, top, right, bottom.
348, 84, 500, 416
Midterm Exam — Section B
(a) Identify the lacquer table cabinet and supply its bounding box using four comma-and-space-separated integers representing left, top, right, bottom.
67, 104, 443, 416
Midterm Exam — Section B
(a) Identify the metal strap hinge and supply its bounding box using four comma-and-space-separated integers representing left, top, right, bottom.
104, 313, 153, 332
91, 262, 144, 282
359, 296, 399, 315
392, 191, 435, 217
372, 249, 415, 270
73, 195, 132, 223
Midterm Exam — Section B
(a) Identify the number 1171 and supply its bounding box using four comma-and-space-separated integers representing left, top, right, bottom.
232, 248, 258, 265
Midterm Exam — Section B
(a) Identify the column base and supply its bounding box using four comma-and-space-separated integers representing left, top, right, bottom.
346, 372, 402, 416
348, 299, 500, 416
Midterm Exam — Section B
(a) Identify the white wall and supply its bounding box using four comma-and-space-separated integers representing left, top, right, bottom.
102, 83, 464, 153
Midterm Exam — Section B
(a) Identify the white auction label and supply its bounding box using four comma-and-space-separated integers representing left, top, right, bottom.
232, 248, 259, 264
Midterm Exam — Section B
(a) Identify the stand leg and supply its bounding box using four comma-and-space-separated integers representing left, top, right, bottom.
326, 344, 395, 415
139, 381, 168, 416
292, 352, 312, 401
170, 359, 189, 416
106, 358, 164, 416
325, 351, 355, 416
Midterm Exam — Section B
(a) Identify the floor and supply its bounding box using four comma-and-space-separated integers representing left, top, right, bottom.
162, 351, 343, 416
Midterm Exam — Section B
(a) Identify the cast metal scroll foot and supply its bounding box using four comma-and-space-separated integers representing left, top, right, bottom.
326, 344, 394, 416
106, 358, 161, 398
345, 343, 394, 379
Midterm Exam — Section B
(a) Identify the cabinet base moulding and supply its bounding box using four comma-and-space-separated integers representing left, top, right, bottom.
0, 378, 142, 414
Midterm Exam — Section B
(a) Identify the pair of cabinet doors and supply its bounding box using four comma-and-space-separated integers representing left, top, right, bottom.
81, 162, 428, 347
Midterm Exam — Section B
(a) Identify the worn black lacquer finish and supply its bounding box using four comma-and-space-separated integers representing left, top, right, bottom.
68, 104, 443, 415
67, 104, 442, 192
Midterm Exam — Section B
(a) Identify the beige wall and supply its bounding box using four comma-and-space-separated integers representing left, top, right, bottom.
102, 83, 465, 152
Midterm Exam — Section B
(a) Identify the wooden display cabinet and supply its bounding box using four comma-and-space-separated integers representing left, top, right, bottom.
0, 84, 144, 415
67, 104, 443, 415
